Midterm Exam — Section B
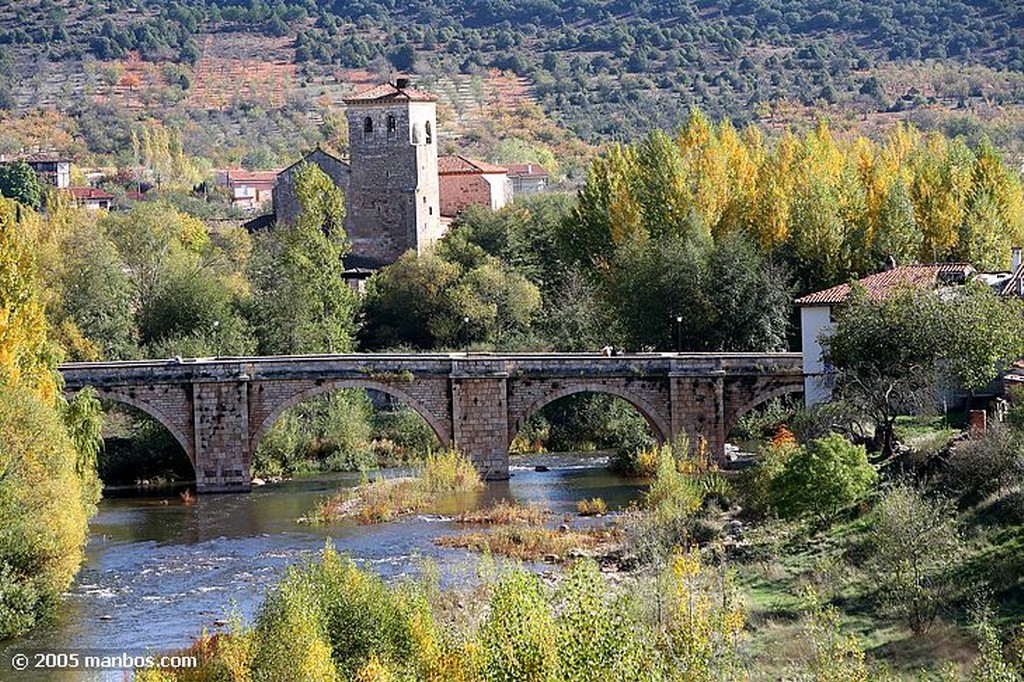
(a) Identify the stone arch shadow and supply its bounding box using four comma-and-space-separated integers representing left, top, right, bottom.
724, 383, 805, 437
249, 379, 452, 454
509, 384, 671, 447
82, 387, 196, 468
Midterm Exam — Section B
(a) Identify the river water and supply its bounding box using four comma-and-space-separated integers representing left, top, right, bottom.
2, 454, 645, 681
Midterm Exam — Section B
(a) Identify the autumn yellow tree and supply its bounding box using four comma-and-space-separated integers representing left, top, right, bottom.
0, 197, 102, 640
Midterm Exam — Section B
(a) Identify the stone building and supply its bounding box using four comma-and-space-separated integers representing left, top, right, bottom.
343, 79, 442, 267
272, 148, 350, 227
506, 163, 549, 195
272, 79, 443, 269
438, 155, 511, 217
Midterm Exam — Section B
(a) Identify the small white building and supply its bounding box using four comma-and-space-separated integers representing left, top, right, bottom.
506, 163, 549, 195
794, 262, 976, 407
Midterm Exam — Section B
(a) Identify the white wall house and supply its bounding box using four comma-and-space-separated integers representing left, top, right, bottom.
794, 263, 976, 408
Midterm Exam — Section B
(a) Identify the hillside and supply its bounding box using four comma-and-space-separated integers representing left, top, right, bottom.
1, 0, 1022, 171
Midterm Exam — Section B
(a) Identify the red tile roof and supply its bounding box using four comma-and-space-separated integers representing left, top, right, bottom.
343, 82, 437, 104
438, 155, 507, 175
505, 163, 549, 178
794, 263, 975, 306
65, 186, 114, 200
225, 169, 281, 185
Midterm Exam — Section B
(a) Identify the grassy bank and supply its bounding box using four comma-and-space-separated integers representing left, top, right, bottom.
140, 419, 1024, 680
308, 449, 483, 524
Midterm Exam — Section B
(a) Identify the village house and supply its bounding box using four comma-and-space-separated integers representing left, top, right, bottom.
795, 262, 976, 407
217, 168, 281, 211
438, 155, 512, 217
0, 154, 72, 189
796, 248, 1024, 407
24, 155, 71, 189
64, 186, 114, 211
506, 163, 549, 195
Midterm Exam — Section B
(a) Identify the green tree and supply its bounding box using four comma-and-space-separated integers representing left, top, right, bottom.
868, 485, 961, 634
770, 433, 876, 523
822, 285, 1024, 455
251, 163, 357, 354
0, 198, 101, 639
359, 246, 540, 351
0, 162, 43, 209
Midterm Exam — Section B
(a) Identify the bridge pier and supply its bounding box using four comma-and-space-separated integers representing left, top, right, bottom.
451, 359, 511, 480
669, 364, 727, 458
192, 380, 252, 493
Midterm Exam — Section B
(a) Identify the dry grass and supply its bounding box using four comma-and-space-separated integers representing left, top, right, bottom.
310, 449, 482, 524
456, 499, 549, 525
435, 526, 619, 562
576, 497, 608, 516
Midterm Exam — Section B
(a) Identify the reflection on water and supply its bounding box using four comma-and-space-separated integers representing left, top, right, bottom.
1, 454, 645, 680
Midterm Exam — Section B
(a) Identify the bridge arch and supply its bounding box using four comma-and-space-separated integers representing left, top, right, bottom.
509, 383, 671, 446
80, 388, 195, 467
725, 383, 804, 437
250, 379, 451, 453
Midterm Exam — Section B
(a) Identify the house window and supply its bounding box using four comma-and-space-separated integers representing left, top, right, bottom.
425, 121, 433, 144
363, 116, 374, 137
411, 123, 421, 144
387, 114, 396, 137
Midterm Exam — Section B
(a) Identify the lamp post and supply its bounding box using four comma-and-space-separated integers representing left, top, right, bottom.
674, 315, 682, 353
212, 320, 221, 357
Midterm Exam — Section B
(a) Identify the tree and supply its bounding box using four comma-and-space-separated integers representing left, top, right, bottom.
358, 246, 541, 351
0, 198, 101, 639
0, 162, 43, 209
868, 485, 961, 634
770, 433, 877, 523
822, 285, 1024, 455
251, 163, 356, 354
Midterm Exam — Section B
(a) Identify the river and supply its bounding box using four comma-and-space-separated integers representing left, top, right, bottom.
2, 454, 645, 681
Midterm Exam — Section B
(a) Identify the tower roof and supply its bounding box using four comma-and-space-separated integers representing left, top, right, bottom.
343, 82, 437, 104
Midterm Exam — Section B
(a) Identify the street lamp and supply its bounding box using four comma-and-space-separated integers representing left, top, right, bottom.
674, 315, 682, 353
212, 320, 221, 357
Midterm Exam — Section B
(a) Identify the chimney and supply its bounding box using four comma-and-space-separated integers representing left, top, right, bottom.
1012, 246, 1022, 272
395, 77, 409, 90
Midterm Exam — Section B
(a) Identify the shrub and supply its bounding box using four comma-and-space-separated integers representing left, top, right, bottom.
610, 444, 660, 477
658, 548, 746, 677
313, 449, 481, 524
801, 590, 869, 681
770, 433, 876, 523
252, 544, 414, 679
457, 499, 549, 525
479, 570, 558, 681
554, 559, 656, 680
742, 435, 799, 517
944, 423, 1024, 503
418, 448, 483, 494
576, 497, 607, 516
868, 485, 962, 634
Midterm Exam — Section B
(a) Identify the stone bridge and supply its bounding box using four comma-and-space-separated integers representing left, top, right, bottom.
60, 353, 804, 493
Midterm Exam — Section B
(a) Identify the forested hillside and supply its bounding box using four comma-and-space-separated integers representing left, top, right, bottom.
1, 0, 1023, 173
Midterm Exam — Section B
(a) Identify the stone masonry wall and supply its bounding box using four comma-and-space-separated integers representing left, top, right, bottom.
61, 354, 804, 492
192, 381, 251, 493
439, 173, 493, 217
